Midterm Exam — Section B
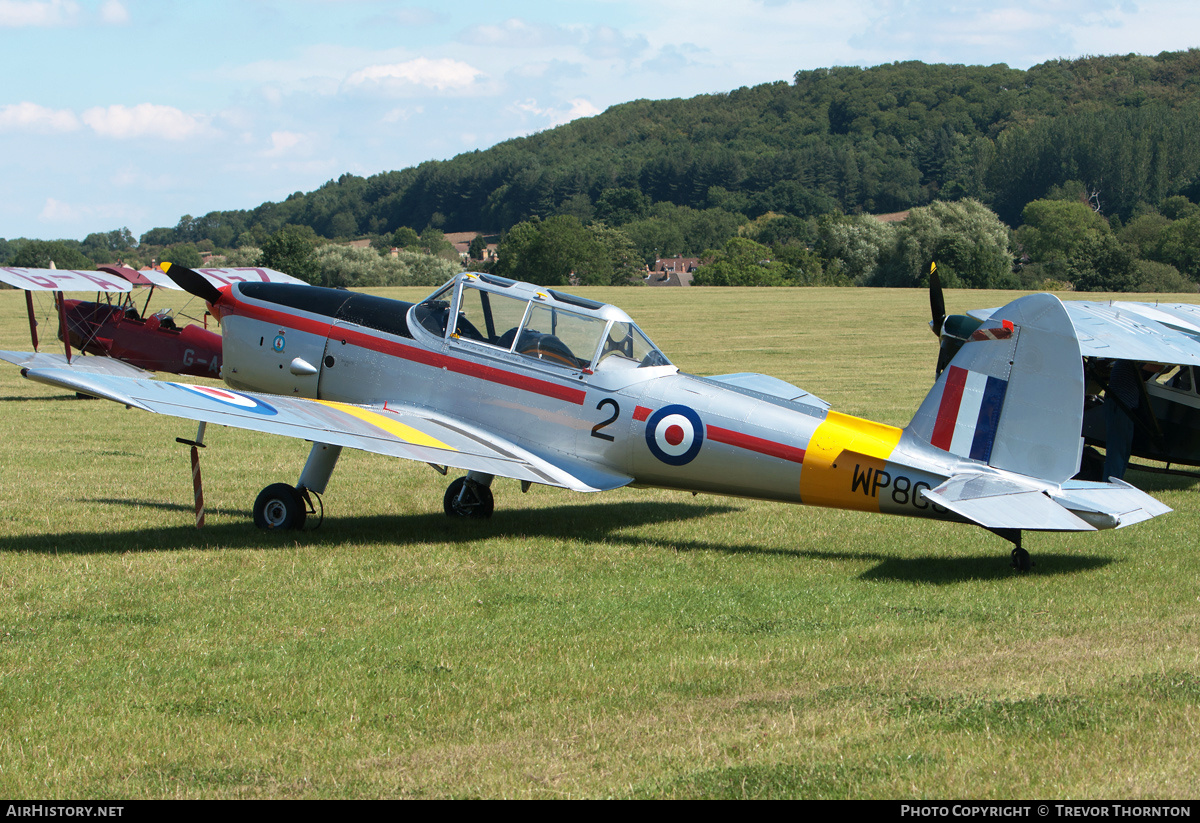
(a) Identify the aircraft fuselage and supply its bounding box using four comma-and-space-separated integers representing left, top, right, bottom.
213, 278, 956, 521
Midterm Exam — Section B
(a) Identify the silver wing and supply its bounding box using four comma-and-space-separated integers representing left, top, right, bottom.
968, 300, 1200, 363
21, 367, 632, 494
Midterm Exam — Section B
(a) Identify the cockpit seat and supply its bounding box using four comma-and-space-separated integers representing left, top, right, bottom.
516, 331, 577, 368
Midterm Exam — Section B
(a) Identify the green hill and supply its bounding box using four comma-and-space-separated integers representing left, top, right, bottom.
140, 50, 1200, 247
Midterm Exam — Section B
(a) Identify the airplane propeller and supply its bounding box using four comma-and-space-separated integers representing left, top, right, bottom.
926, 262, 983, 377
161, 261, 223, 305
929, 264, 946, 339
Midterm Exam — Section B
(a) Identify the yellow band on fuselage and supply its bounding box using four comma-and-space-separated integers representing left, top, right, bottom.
799, 410, 903, 512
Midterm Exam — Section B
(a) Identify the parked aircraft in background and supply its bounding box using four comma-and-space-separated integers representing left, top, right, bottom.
0, 265, 305, 379
928, 268, 1200, 478
2, 265, 1173, 571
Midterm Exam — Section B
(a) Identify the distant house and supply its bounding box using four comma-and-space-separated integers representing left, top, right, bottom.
646, 256, 700, 287
445, 230, 499, 263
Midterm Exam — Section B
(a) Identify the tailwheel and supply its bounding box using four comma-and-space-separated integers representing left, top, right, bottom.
443, 476, 494, 518
1010, 546, 1033, 572
253, 482, 308, 530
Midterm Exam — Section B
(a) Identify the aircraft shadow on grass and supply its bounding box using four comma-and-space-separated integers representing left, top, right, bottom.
4, 498, 1113, 584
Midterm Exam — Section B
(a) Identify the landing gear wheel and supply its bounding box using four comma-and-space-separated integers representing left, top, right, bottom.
1011, 547, 1032, 572
443, 477, 494, 518
254, 483, 308, 530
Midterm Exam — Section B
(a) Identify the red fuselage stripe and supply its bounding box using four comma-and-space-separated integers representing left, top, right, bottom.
229, 294, 588, 405
706, 425, 807, 464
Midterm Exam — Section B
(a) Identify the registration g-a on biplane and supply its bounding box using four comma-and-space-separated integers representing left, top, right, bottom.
4, 266, 1174, 571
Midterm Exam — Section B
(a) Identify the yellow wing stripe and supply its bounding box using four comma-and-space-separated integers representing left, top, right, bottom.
799, 411, 903, 512
314, 400, 456, 451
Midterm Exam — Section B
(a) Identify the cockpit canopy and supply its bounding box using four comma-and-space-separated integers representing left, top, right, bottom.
412, 273, 671, 372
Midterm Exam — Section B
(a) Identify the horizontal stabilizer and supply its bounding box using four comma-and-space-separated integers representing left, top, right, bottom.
924, 472, 1172, 532
1054, 478, 1172, 529
924, 474, 1095, 531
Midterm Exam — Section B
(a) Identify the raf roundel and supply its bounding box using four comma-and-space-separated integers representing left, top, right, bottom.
645, 404, 704, 466
173, 383, 278, 416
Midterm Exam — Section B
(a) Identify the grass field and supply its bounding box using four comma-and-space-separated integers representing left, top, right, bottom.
0, 284, 1197, 799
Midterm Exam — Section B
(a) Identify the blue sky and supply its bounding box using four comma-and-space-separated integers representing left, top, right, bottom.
3, 0, 1200, 241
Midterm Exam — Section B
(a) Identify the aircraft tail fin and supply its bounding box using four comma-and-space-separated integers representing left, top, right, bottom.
907, 293, 1084, 484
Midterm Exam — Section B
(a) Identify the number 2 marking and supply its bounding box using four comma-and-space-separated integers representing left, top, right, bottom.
591, 398, 620, 441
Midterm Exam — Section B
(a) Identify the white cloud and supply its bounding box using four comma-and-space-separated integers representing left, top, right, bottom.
0, 102, 80, 132
39, 197, 77, 221
0, 0, 80, 27
38, 196, 131, 224
345, 57, 485, 92
382, 106, 424, 123
81, 104, 206, 140
579, 25, 648, 61
561, 98, 601, 122
109, 165, 175, 192
99, 0, 127, 24
263, 131, 308, 158
461, 18, 557, 48
513, 97, 602, 128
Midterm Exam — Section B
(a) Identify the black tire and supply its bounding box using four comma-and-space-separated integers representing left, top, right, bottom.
1011, 547, 1032, 572
443, 477, 494, 518
254, 483, 308, 530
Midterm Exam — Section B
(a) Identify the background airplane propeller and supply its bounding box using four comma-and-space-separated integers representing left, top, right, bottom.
927, 263, 982, 376
161, 261, 224, 305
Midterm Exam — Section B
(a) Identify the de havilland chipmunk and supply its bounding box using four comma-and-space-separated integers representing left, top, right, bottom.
0, 263, 1184, 571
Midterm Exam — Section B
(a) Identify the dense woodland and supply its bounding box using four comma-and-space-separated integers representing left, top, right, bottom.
8, 51, 1200, 291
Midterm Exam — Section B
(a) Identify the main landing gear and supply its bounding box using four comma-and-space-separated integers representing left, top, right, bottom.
254, 483, 313, 530
443, 473, 495, 518
250, 446, 499, 529
252, 442, 339, 531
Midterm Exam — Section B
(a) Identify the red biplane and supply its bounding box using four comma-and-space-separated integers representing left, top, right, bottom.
0, 264, 306, 378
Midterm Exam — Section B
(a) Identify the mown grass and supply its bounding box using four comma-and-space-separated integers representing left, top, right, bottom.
0, 284, 1197, 798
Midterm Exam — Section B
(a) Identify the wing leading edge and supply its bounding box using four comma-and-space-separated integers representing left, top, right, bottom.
21, 368, 632, 494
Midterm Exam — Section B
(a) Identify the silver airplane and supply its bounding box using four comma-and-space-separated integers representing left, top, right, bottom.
4, 266, 1172, 571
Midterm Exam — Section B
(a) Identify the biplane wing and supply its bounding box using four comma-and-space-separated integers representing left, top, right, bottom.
0, 266, 307, 293
968, 300, 1200, 364
136, 266, 310, 291
19, 367, 634, 494
0, 267, 136, 293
